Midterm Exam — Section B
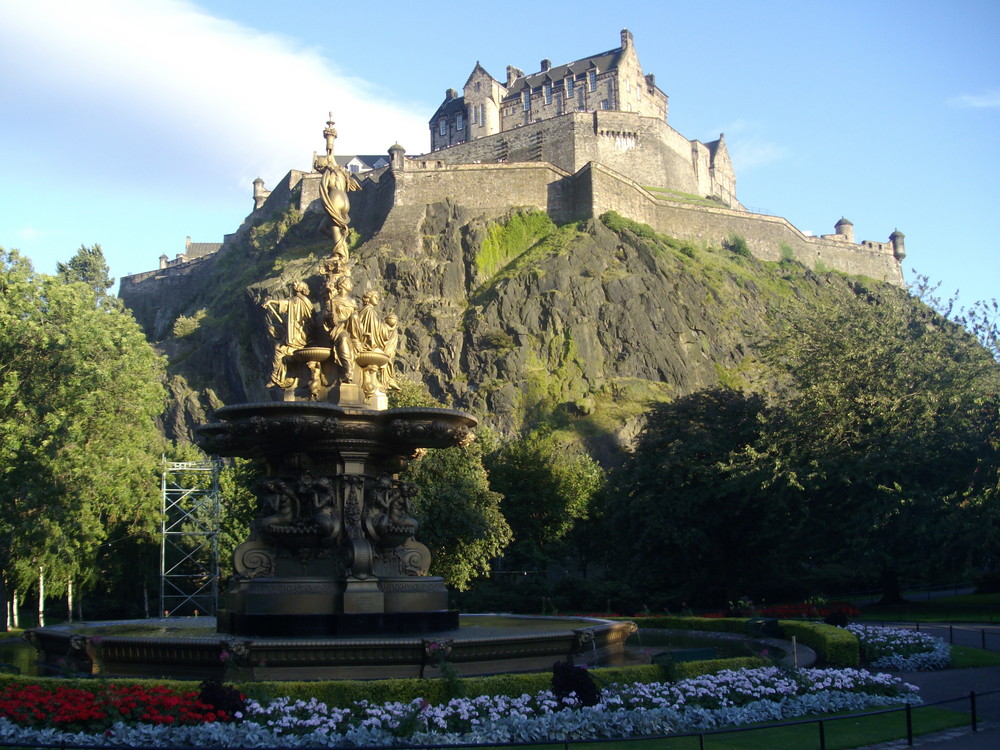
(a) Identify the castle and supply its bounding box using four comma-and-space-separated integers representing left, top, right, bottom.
120, 29, 905, 313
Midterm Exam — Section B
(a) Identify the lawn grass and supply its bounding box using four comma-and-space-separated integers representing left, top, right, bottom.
858, 592, 1000, 624
951, 644, 1000, 668
504, 707, 966, 750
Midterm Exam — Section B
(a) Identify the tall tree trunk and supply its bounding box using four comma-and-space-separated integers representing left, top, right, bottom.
142, 576, 149, 619
37, 566, 45, 627
878, 566, 907, 605
67, 578, 73, 623
11, 590, 19, 629
0, 577, 6, 632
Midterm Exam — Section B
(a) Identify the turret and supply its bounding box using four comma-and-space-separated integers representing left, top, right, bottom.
253, 177, 269, 210
158, 253, 169, 270
890, 229, 906, 260
389, 143, 406, 172
834, 217, 854, 243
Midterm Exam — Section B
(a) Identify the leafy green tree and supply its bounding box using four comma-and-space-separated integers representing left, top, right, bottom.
56, 244, 114, 297
402, 439, 512, 590
754, 280, 1000, 601
486, 429, 605, 570
392, 378, 512, 589
601, 387, 808, 607
0, 249, 166, 624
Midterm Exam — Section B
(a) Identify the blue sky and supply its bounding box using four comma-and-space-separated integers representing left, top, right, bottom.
1, 0, 997, 310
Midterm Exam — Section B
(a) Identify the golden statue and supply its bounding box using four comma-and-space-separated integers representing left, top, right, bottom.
313, 113, 360, 263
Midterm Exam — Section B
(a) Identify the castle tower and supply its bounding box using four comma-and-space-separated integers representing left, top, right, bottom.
890, 229, 906, 260
835, 217, 854, 243
253, 177, 269, 210
389, 143, 406, 172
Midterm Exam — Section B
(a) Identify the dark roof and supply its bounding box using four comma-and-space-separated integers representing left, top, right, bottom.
429, 94, 467, 123
185, 243, 222, 259
335, 155, 389, 170
505, 47, 622, 95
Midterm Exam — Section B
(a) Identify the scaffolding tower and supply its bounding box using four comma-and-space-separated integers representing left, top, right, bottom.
160, 459, 221, 617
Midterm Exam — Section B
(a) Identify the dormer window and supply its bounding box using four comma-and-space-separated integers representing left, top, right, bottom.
439, 119, 447, 136
589, 70, 597, 91
544, 82, 552, 105
456, 112, 464, 130
523, 90, 531, 110
566, 77, 575, 98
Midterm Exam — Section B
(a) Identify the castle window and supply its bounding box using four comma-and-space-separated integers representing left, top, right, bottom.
523, 90, 531, 110
600, 99, 609, 110
480, 103, 486, 124
472, 105, 478, 125
439, 119, 447, 136
475, 82, 481, 92
589, 70, 597, 91
567, 77, 575, 98
544, 82, 552, 105
456, 112, 464, 130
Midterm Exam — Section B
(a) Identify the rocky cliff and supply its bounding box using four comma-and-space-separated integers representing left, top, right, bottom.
124, 199, 856, 461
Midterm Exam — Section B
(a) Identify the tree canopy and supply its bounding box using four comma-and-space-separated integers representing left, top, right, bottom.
603, 279, 1000, 606
0, 249, 166, 603
56, 244, 114, 297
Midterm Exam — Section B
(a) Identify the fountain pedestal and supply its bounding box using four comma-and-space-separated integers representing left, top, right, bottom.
197, 402, 476, 638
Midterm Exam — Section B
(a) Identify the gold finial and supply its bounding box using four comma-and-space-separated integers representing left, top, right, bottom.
324, 112, 337, 157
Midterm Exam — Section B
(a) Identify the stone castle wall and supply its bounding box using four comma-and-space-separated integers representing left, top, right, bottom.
581, 163, 903, 283
422, 111, 737, 208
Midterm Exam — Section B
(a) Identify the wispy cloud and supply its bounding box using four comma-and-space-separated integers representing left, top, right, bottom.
949, 90, 1000, 109
712, 120, 788, 172
0, 0, 429, 192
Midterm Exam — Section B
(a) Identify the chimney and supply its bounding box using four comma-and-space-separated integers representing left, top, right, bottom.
541, 58, 551, 72
445, 88, 458, 100
621, 28, 633, 49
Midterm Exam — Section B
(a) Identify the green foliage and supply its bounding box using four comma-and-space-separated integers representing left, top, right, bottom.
599, 211, 698, 258
249, 206, 302, 253
216, 458, 265, 581
476, 209, 556, 279
724, 232, 751, 258
754, 280, 1000, 597
402, 439, 513, 590
0, 249, 167, 599
56, 244, 114, 296
171, 309, 207, 339
779, 242, 795, 261
779, 621, 860, 667
486, 428, 605, 568
601, 387, 807, 607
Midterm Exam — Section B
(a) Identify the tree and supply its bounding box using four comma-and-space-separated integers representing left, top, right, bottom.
486, 429, 605, 570
601, 387, 809, 607
0, 249, 166, 624
402, 439, 513, 590
754, 280, 1000, 600
56, 244, 114, 297
391, 379, 513, 589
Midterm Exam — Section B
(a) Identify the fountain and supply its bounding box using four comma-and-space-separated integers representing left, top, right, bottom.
28, 116, 633, 680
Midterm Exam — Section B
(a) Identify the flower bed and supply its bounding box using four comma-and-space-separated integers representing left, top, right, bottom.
847, 624, 952, 671
0, 666, 919, 747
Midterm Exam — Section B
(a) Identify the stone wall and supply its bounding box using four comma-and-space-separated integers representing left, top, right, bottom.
424, 111, 737, 207
584, 163, 904, 285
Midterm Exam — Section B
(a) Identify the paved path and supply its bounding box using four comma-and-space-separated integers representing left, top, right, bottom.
855, 622, 1000, 749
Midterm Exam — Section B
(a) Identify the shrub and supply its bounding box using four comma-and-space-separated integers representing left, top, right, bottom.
172, 308, 206, 338
552, 661, 600, 706
780, 621, 859, 667
724, 232, 751, 258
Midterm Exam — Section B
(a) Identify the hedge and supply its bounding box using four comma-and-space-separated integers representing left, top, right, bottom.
779, 620, 859, 667
627, 615, 860, 668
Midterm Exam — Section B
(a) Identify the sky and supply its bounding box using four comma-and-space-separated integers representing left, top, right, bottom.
1, 0, 997, 309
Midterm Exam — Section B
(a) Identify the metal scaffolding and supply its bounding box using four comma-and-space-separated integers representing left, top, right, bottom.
160, 459, 221, 617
